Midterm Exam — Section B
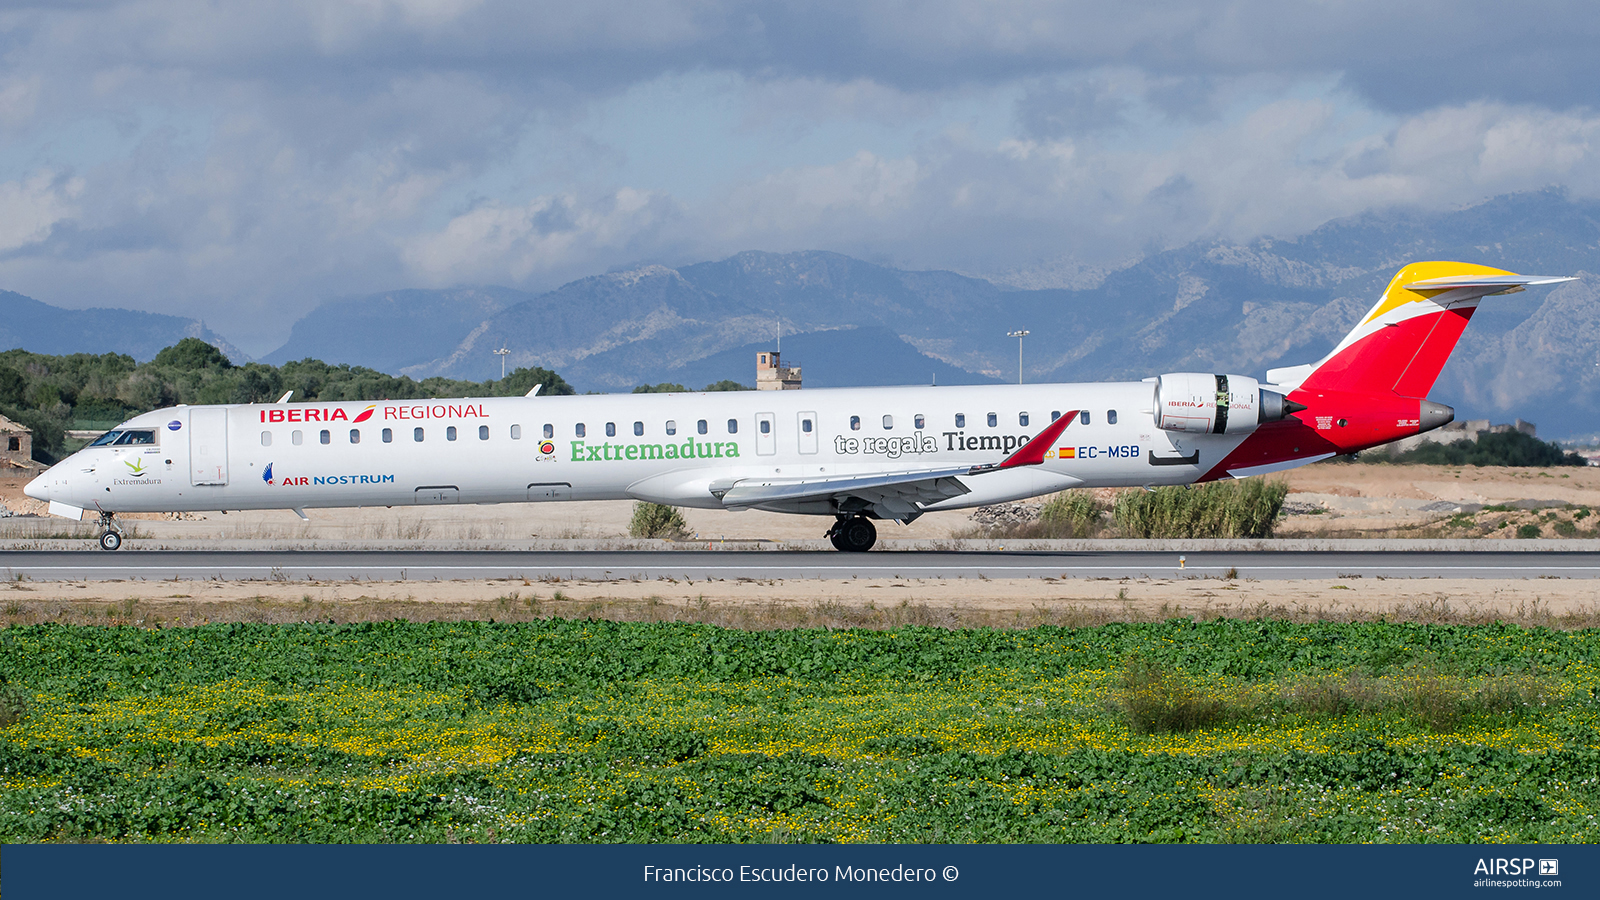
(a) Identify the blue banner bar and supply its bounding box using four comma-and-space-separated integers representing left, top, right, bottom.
3, 843, 1591, 899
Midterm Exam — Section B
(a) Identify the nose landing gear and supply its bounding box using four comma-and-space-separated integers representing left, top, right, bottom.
826, 516, 877, 552
95, 511, 124, 551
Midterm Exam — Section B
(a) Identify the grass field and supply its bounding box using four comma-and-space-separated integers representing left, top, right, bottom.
2, 618, 1598, 843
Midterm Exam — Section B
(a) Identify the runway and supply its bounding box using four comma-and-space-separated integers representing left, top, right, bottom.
4, 549, 1600, 581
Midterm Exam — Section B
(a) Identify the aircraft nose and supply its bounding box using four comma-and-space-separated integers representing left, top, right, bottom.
23, 472, 49, 502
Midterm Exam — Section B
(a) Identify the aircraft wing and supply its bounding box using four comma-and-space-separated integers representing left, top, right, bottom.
714, 408, 1080, 520
717, 465, 976, 511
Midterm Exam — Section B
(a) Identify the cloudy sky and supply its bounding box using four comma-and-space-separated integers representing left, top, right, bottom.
3, 1, 1599, 355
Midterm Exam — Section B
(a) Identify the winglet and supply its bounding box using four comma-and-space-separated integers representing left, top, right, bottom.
969, 409, 1078, 475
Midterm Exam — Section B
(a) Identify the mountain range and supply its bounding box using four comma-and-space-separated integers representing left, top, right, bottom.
0, 291, 245, 363
6, 188, 1599, 438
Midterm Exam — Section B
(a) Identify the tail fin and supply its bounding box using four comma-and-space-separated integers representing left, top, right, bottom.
1267, 262, 1575, 398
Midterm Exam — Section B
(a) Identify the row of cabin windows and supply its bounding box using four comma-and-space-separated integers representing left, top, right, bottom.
847, 410, 1118, 430
259, 409, 1125, 447
571, 419, 737, 438
261, 425, 506, 446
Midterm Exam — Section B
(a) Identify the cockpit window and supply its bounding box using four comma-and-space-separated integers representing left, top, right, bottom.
89, 430, 155, 447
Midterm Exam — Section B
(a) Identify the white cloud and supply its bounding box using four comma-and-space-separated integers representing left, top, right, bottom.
402, 187, 680, 284
0, 171, 82, 252
4, 2, 1600, 356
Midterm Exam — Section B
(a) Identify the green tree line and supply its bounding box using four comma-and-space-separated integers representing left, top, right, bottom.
0, 338, 574, 462
1367, 431, 1585, 467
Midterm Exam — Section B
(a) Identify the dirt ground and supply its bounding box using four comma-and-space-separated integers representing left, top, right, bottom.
3, 463, 1598, 543
2, 573, 1595, 630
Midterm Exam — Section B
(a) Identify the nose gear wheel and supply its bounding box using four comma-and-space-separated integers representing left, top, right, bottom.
94, 510, 124, 551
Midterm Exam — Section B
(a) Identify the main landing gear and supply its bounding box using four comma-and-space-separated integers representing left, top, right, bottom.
95, 511, 124, 551
826, 516, 877, 552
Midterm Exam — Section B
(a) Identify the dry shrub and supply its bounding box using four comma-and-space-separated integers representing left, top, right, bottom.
1114, 478, 1289, 539
0, 682, 28, 727
629, 502, 689, 540
1117, 655, 1230, 734
1285, 674, 1382, 716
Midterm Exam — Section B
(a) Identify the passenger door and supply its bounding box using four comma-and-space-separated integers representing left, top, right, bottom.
189, 407, 229, 485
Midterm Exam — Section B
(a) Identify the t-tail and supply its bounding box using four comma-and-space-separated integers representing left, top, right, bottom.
1202, 262, 1575, 480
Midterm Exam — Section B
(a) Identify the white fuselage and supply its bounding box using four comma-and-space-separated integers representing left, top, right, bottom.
27, 382, 1253, 519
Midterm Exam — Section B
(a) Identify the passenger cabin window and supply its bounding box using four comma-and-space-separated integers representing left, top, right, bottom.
850, 416, 861, 431
606, 422, 616, 437
801, 419, 812, 433
413, 428, 424, 442
292, 430, 304, 445
542, 424, 553, 439
383, 428, 393, 443
1051, 410, 1061, 421
349, 429, 360, 444
666, 420, 677, 435
955, 414, 966, 428
914, 414, 925, 430
633, 421, 644, 436
987, 413, 997, 428
479, 425, 490, 440
727, 418, 738, 434
510, 424, 521, 440
320, 430, 331, 445
882, 415, 893, 430
576, 423, 586, 438
1019, 413, 1030, 427
1080, 411, 1091, 425
697, 419, 708, 435
1107, 410, 1118, 425
447, 426, 458, 441
260, 431, 271, 447
759, 419, 770, 434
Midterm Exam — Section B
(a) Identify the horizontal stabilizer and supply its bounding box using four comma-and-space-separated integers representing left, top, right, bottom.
1403, 274, 1576, 291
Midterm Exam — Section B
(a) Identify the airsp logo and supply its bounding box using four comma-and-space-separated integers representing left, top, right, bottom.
1474, 858, 1545, 876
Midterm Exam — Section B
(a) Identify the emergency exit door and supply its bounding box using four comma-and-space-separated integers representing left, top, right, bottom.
189, 407, 229, 485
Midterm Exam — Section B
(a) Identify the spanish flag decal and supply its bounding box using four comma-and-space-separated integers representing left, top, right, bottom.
1058, 447, 1075, 459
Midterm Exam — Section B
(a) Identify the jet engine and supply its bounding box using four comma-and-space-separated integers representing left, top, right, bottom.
1152, 373, 1301, 435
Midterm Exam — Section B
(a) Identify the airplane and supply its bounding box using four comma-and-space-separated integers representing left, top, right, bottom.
24, 261, 1575, 552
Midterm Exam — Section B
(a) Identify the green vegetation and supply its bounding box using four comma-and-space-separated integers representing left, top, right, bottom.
989, 491, 1112, 538
628, 501, 690, 539
2, 618, 1597, 843
633, 381, 752, 393
1370, 431, 1585, 467
0, 338, 574, 462
1113, 478, 1290, 539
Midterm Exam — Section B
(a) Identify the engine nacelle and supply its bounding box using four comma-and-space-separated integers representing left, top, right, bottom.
1153, 373, 1297, 435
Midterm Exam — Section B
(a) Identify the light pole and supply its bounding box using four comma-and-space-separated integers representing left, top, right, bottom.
494, 346, 510, 379
1007, 330, 1029, 384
